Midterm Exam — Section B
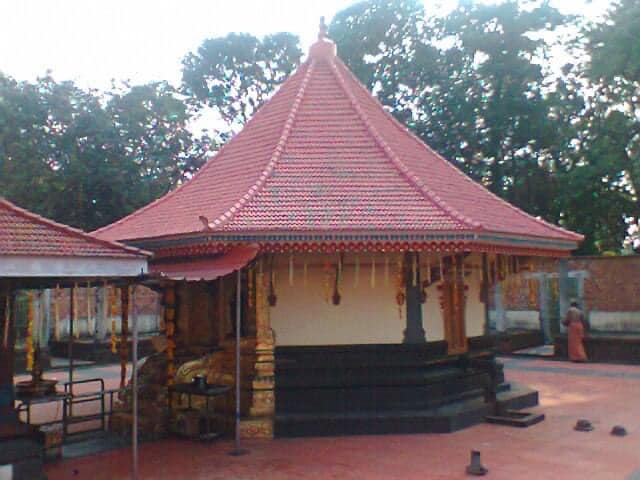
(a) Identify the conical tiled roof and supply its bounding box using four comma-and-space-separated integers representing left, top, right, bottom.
95, 30, 581, 251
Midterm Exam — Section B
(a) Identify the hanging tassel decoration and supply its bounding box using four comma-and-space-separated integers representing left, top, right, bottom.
370, 255, 376, 288
323, 260, 332, 304
268, 256, 277, 307
289, 253, 294, 287
332, 255, 342, 305
426, 255, 432, 285
303, 259, 308, 288
384, 255, 390, 286
354, 255, 360, 288
248, 267, 254, 308
439, 254, 444, 281
395, 255, 405, 320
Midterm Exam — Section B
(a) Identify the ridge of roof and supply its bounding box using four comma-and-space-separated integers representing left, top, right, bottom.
0, 197, 151, 257
206, 60, 316, 231
328, 57, 480, 232
332, 60, 582, 243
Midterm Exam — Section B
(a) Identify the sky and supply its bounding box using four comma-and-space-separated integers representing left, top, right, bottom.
0, 0, 614, 92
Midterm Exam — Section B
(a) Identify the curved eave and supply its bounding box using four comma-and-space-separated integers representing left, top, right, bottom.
119, 229, 579, 258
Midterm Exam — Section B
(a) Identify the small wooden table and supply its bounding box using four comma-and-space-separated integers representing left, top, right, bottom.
167, 383, 230, 440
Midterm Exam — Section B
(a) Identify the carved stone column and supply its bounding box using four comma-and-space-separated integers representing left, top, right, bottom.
240, 263, 276, 439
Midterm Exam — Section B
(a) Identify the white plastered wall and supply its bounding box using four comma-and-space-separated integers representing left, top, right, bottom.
270, 253, 405, 346
270, 252, 487, 346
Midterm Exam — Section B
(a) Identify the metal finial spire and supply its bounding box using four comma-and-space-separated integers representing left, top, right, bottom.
318, 16, 327, 40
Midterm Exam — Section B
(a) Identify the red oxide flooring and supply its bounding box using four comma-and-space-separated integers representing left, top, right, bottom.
45, 358, 640, 480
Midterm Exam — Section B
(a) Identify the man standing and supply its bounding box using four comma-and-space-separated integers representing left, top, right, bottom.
563, 301, 588, 362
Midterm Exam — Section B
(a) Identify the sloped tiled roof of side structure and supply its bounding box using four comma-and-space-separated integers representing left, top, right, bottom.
0, 198, 148, 258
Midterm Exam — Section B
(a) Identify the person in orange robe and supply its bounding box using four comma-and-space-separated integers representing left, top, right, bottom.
563, 301, 588, 362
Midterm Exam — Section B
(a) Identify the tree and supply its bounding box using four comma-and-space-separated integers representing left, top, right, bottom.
0, 74, 211, 231
181, 32, 302, 134
582, 0, 640, 250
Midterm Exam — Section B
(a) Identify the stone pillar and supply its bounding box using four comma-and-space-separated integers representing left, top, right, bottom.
96, 286, 108, 341
240, 265, 275, 439
494, 282, 506, 333
558, 259, 569, 333
537, 274, 552, 344
403, 253, 426, 344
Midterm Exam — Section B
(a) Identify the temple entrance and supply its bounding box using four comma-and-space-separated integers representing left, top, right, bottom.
442, 270, 468, 355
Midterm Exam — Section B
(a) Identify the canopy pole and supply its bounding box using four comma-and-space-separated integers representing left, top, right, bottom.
131, 285, 139, 480
68, 285, 74, 403
229, 268, 248, 456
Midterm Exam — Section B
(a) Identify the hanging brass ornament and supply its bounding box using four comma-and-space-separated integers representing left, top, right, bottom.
332, 255, 342, 305
268, 261, 277, 307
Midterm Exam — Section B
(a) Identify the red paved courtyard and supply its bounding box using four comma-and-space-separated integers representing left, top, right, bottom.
44, 357, 640, 480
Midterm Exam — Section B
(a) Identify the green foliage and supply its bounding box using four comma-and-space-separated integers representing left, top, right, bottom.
0, 75, 211, 231
181, 32, 302, 131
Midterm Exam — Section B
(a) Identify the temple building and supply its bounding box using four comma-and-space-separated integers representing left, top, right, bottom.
95, 23, 582, 438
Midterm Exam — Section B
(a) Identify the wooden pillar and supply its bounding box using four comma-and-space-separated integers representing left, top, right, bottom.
481, 253, 490, 335
240, 261, 275, 439
0, 282, 17, 424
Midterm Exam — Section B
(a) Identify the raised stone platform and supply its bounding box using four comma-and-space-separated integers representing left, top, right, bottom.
274, 341, 537, 437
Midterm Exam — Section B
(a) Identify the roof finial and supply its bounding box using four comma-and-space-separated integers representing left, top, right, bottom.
318, 16, 327, 40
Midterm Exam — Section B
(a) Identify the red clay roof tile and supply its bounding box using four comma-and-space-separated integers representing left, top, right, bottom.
94, 36, 582, 248
0, 198, 149, 258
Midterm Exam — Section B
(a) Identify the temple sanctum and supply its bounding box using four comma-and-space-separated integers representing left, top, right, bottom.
95, 22, 582, 438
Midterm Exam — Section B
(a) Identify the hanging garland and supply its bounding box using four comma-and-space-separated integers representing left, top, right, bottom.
25, 291, 35, 372
119, 286, 130, 390
163, 285, 177, 386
